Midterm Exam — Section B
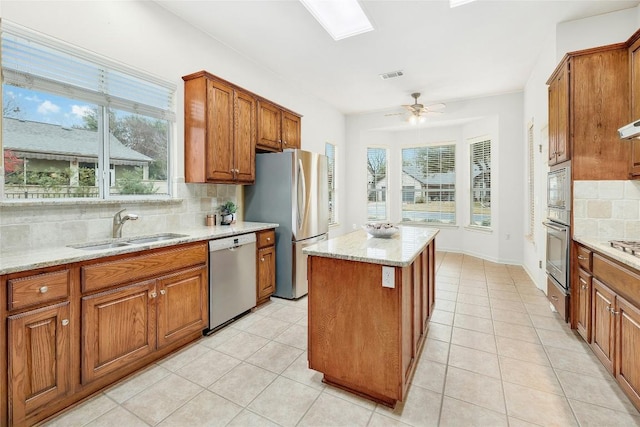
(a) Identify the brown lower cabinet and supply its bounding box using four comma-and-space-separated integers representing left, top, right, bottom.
256, 229, 276, 305
1, 242, 208, 426
573, 242, 640, 410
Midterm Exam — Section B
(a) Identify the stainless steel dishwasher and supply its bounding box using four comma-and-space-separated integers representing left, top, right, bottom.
206, 233, 257, 333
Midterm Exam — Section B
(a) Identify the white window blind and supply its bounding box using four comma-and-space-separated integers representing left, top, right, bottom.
325, 142, 337, 225
401, 144, 456, 224
470, 138, 491, 227
367, 147, 387, 221
527, 122, 535, 241
1, 21, 175, 120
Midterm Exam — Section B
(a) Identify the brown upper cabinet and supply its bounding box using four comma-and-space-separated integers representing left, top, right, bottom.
183, 71, 256, 184
548, 60, 570, 166
257, 100, 301, 152
547, 44, 630, 179
628, 30, 640, 178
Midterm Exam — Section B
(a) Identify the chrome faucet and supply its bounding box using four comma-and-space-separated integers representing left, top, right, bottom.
112, 209, 139, 238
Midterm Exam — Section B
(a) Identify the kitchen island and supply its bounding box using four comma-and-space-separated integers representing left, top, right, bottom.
303, 226, 438, 407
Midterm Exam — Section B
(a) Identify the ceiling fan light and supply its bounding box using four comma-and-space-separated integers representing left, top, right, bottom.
409, 115, 418, 125
419, 116, 426, 124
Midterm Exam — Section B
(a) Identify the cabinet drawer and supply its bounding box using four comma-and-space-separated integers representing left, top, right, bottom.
547, 277, 569, 322
82, 243, 207, 293
593, 253, 640, 307
257, 229, 275, 249
8, 269, 69, 311
576, 245, 592, 271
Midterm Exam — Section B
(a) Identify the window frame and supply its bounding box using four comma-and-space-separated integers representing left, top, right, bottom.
325, 142, 337, 225
1, 20, 175, 202
400, 143, 456, 225
366, 146, 388, 221
468, 136, 492, 229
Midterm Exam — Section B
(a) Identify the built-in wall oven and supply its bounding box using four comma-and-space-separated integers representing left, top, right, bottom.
543, 163, 571, 321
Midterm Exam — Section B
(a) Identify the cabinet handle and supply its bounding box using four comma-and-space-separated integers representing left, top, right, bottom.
149, 291, 157, 299
266, 237, 271, 242
261, 257, 265, 262
581, 284, 587, 290
39, 286, 48, 294
160, 289, 166, 295
61, 319, 69, 326
551, 295, 558, 301
577, 255, 587, 260
608, 306, 619, 315
283, 140, 288, 146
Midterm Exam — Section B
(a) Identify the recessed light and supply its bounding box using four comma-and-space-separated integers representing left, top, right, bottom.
299, 0, 374, 41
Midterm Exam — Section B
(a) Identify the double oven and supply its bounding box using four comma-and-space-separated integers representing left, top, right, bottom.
543, 163, 571, 319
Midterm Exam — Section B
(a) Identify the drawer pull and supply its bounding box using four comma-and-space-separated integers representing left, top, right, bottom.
39, 286, 48, 294
61, 319, 69, 326
577, 255, 587, 260
160, 289, 166, 295
267, 237, 271, 242
149, 291, 157, 299
551, 295, 559, 301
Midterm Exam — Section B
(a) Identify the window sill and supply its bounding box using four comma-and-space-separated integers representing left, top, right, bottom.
0, 197, 183, 208
464, 225, 493, 234
400, 221, 460, 229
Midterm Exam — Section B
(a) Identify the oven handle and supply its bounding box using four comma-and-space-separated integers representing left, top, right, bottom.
542, 221, 567, 232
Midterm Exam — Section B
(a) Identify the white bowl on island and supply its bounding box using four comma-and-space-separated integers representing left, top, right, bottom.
362, 222, 399, 238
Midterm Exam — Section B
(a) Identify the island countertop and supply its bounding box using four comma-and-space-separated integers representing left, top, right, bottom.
303, 226, 439, 267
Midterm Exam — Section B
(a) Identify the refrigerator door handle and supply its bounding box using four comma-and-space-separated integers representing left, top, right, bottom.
297, 158, 306, 230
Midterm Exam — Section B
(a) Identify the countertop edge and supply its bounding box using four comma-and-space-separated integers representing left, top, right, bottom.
1, 222, 279, 275
573, 236, 640, 271
303, 227, 439, 267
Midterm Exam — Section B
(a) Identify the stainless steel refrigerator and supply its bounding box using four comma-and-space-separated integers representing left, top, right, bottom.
244, 149, 328, 299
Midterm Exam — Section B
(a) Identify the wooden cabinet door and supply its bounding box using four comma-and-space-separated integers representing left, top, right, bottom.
81, 280, 156, 384
257, 100, 282, 151
630, 38, 640, 178
592, 278, 616, 373
257, 246, 276, 302
577, 268, 592, 343
8, 302, 70, 425
282, 111, 301, 149
206, 79, 234, 182
234, 89, 256, 183
157, 266, 208, 349
616, 295, 640, 408
548, 62, 570, 165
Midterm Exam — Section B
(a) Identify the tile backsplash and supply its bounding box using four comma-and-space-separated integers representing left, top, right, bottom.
0, 182, 240, 253
573, 180, 640, 240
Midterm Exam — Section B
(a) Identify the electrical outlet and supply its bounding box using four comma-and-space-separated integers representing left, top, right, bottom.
539, 260, 542, 268
382, 266, 395, 288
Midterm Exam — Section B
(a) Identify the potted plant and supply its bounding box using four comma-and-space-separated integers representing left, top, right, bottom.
218, 201, 237, 225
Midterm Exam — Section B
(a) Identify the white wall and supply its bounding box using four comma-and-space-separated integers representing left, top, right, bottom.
0, 0, 347, 249
344, 92, 524, 264
522, 6, 639, 291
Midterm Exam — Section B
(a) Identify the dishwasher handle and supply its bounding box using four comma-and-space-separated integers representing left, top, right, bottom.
209, 233, 257, 252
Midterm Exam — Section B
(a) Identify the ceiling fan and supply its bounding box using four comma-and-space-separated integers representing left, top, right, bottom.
386, 92, 446, 124
402, 92, 446, 123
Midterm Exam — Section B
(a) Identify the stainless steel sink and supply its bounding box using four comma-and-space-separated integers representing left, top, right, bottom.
125, 233, 188, 244
71, 241, 132, 251
69, 233, 188, 251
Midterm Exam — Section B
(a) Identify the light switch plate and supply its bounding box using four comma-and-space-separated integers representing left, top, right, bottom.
382, 266, 395, 288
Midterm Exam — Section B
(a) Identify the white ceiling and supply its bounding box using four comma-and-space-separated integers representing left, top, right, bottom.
156, 0, 639, 116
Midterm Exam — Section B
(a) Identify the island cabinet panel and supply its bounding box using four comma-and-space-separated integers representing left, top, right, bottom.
307, 239, 435, 407
591, 278, 616, 374
308, 257, 402, 404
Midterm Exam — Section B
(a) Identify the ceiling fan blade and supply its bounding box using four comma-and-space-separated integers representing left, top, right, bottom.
425, 103, 446, 112
384, 112, 404, 117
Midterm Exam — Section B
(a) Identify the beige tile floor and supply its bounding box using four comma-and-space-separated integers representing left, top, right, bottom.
44, 252, 640, 426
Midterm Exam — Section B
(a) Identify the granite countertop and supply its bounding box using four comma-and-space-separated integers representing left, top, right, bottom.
573, 236, 640, 271
303, 226, 439, 267
0, 221, 278, 275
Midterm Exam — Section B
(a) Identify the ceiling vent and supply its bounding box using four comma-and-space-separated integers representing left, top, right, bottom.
379, 70, 404, 80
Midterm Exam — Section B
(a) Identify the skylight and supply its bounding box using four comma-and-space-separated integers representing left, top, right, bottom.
299, 0, 374, 41
450, 0, 476, 8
